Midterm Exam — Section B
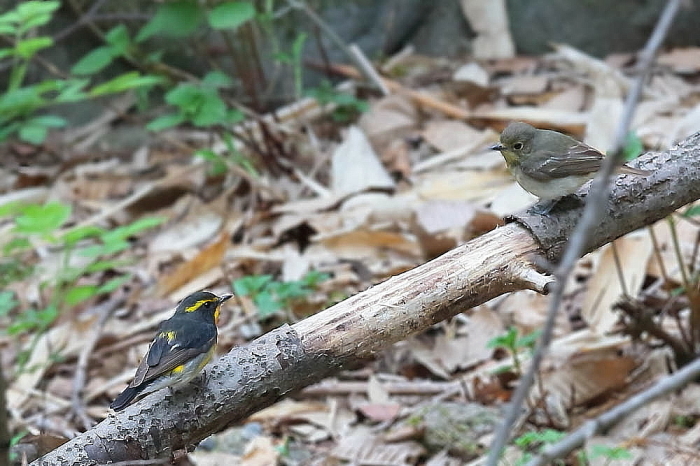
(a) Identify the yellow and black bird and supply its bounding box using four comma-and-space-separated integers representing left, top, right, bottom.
110, 291, 233, 411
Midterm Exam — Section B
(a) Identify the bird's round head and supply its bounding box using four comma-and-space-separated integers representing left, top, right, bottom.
491, 122, 538, 166
175, 291, 233, 323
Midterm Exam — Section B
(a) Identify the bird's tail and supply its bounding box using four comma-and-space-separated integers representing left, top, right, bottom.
618, 165, 652, 176
110, 386, 142, 411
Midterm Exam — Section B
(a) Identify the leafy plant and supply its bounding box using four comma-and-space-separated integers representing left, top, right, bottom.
305, 80, 369, 122
578, 444, 633, 465
0, 201, 164, 336
232, 270, 330, 319
514, 429, 566, 466
487, 326, 540, 375
0, 1, 162, 144
148, 72, 245, 131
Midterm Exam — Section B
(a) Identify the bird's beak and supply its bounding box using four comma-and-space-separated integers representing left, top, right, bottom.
219, 294, 234, 304
490, 143, 505, 151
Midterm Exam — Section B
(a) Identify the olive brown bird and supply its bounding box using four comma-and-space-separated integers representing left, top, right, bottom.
491, 121, 650, 202
110, 291, 233, 411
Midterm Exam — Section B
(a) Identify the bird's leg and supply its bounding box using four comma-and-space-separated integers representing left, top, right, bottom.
531, 199, 557, 215
531, 194, 584, 215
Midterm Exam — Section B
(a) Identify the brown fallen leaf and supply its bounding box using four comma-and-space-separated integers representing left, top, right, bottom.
156, 231, 228, 296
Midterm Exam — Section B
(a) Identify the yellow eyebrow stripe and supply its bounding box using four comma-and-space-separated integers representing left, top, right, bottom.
185, 298, 215, 312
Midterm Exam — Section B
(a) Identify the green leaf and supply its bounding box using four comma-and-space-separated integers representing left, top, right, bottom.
16, 1, 60, 33
147, 113, 185, 131
18, 121, 48, 144
202, 70, 233, 88
233, 275, 273, 296
102, 216, 165, 243
89, 72, 162, 96
62, 225, 105, 246
64, 285, 99, 306
194, 148, 228, 175
15, 36, 53, 59
55, 79, 89, 102
208, 1, 256, 30
3, 237, 31, 254
71, 46, 117, 75
136, 0, 204, 42
14, 202, 71, 234
487, 326, 518, 350
226, 108, 245, 124
104, 24, 131, 55
588, 445, 632, 461
254, 291, 282, 318
0, 24, 17, 35
84, 259, 129, 274
29, 115, 66, 128
301, 270, 330, 287
98, 274, 131, 293
0, 291, 18, 316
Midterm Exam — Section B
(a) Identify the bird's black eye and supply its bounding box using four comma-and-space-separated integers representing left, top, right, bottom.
513, 142, 523, 150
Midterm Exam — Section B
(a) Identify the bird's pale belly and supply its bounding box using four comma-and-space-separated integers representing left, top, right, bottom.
512, 169, 594, 199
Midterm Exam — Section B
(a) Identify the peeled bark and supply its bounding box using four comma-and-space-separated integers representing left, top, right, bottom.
34, 132, 700, 465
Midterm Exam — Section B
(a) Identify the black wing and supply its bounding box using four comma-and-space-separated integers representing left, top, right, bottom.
130, 317, 216, 387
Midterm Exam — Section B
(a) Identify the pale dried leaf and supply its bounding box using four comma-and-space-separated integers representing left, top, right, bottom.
248, 399, 328, 423
357, 403, 402, 422
157, 232, 229, 296
609, 398, 672, 439
657, 47, 700, 74
331, 126, 395, 198
358, 94, 419, 151
423, 120, 485, 153
241, 436, 279, 466
416, 170, 512, 204
497, 290, 570, 338
647, 218, 698, 283
543, 85, 586, 112
367, 375, 391, 404
332, 433, 425, 466
189, 452, 242, 466
585, 95, 623, 152
319, 229, 421, 258
452, 62, 489, 87
150, 209, 222, 253
501, 75, 549, 96
531, 352, 637, 417
581, 231, 653, 333
413, 200, 476, 236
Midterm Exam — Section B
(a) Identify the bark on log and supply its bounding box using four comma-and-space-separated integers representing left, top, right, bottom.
34, 132, 700, 465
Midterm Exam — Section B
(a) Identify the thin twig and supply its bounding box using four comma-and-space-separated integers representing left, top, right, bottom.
486, 0, 684, 463
610, 241, 630, 297
527, 356, 700, 465
348, 44, 390, 95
